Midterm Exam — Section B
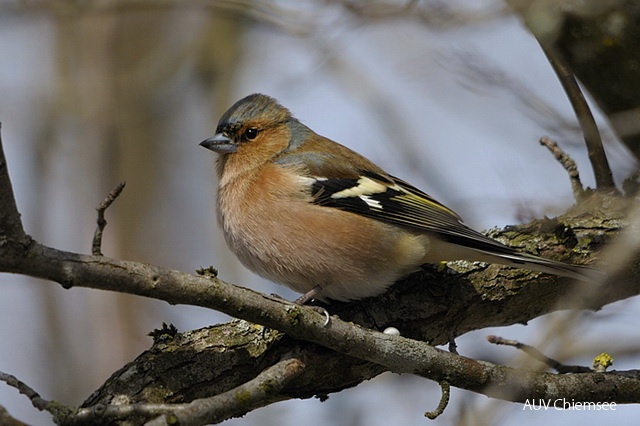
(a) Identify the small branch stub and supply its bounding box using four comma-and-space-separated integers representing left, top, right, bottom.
92, 181, 126, 256
424, 381, 450, 420
539, 136, 584, 201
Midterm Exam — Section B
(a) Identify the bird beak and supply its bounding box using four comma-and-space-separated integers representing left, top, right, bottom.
199, 133, 238, 153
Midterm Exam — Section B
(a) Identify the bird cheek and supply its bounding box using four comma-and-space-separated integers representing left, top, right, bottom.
262, 126, 293, 153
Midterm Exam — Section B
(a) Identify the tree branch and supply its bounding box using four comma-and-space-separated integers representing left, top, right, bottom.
2, 124, 640, 425
509, 0, 640, 161
539, 44, 616, 191
0, 123, 29, 244
67, 358, 306, 425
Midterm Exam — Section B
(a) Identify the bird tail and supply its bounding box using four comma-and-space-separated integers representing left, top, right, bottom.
431, 231, 603, 284
472, 249, 604, 284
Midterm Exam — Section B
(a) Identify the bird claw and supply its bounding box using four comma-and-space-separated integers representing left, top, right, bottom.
271, 290, 331, 326
291, 285, 331, 326
309, 306, 331, 326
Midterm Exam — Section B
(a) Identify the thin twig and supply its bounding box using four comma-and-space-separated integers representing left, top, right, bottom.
486, 335, 592, 374
92, 181, 126, 256
0, 371, 50, 411
0, 371, 75, 424
539, 136, 584, 200
424, 381, 450, 420
540, 44, 616, 191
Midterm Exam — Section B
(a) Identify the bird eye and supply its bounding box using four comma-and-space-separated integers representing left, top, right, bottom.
243, 128, 259, 140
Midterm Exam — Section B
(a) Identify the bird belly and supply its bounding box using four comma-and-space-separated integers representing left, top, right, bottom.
218, 190, 428, 301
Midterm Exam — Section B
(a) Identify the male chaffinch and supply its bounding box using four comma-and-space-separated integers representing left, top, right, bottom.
200, 93, 597, 303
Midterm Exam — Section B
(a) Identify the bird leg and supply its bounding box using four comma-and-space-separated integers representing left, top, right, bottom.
294, 285, 321, 305
294, 285, 330, 326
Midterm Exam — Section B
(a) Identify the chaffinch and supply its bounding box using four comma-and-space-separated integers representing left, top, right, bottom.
200, 93, 597, 303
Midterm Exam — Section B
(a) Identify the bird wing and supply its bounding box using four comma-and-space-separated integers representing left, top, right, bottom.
310, 170, 520, 257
